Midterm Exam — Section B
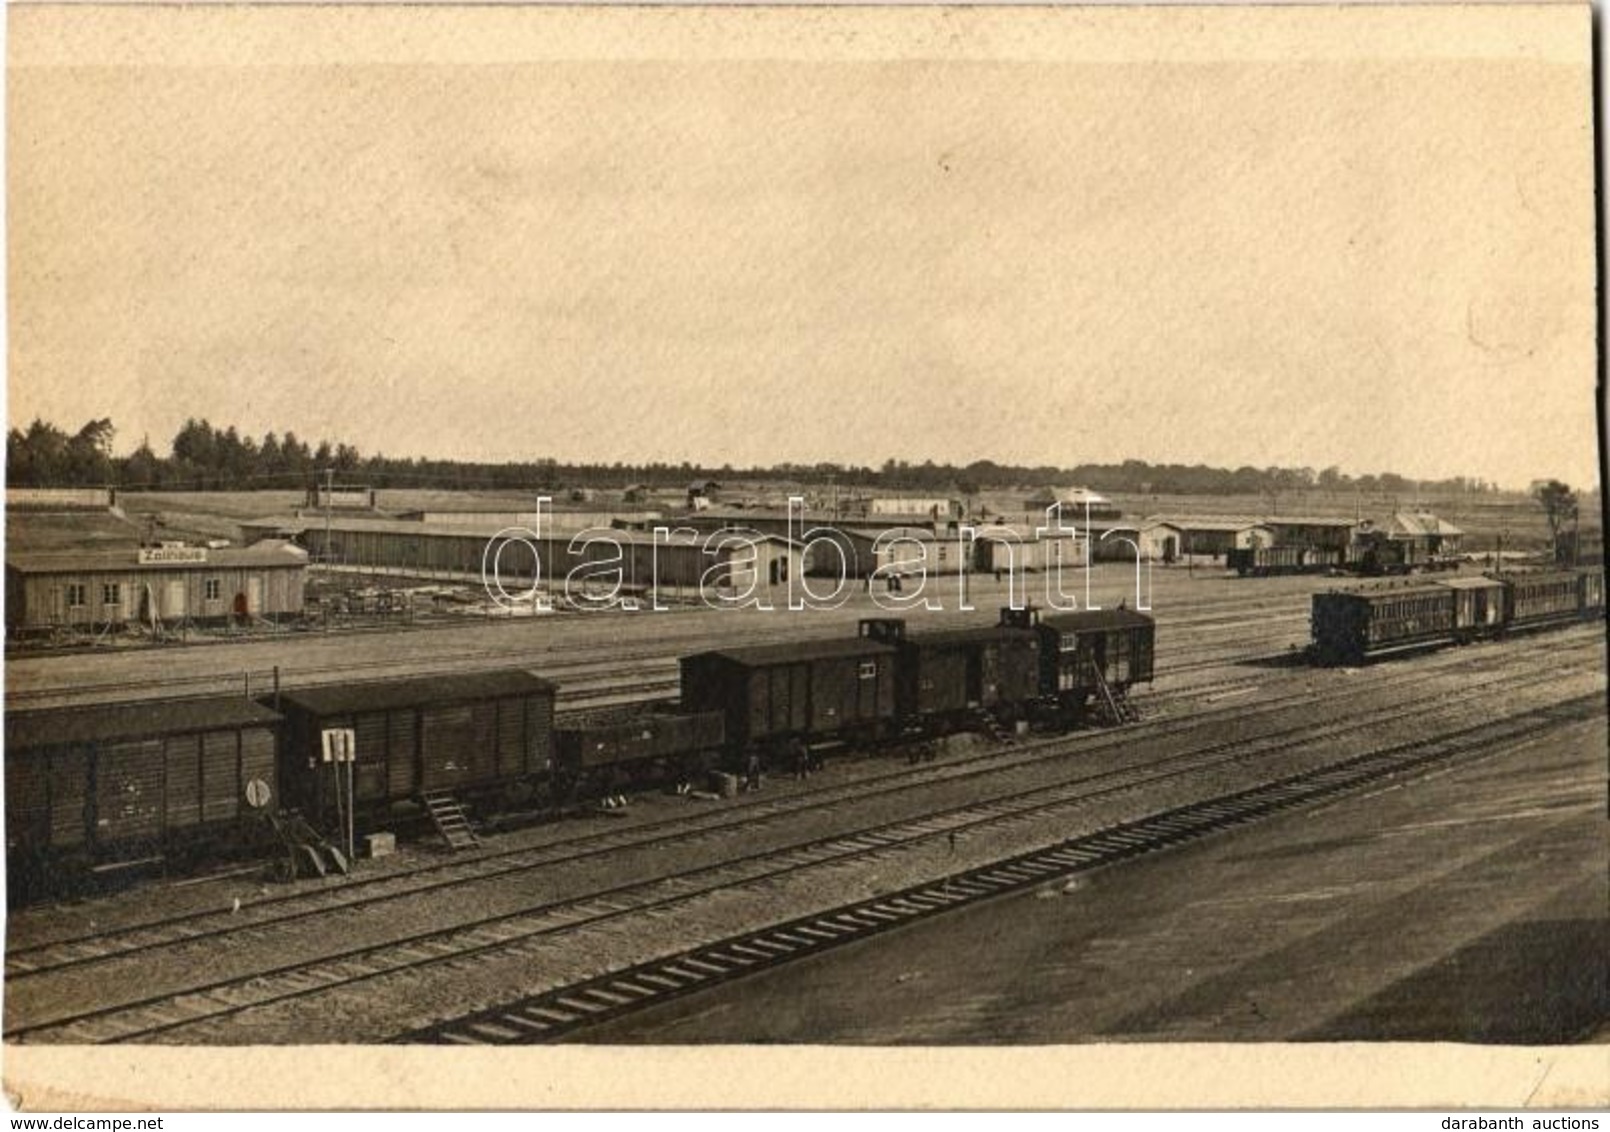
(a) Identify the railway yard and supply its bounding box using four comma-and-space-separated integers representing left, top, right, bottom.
4, 563, 1606, 1046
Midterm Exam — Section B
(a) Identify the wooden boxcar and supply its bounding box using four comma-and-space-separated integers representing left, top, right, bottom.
5, 696, 283, 898
858, 617, 1041, 726
679, 637, 898, 757
1028, 608, 1156, 711
1310, 584, 1456, 665
1501, 570, 1584, 629
554, 705, 725, 794
273, 670, 556, 825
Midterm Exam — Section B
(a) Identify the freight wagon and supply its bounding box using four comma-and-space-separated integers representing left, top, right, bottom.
1007, 606, 1156, 722
679, 637, 899, 760
272, 670, 557, 826
858, 617, 1041, 731
1228, 545, 1343, 577
553, 705, 725, 799
5, 696, 283, 901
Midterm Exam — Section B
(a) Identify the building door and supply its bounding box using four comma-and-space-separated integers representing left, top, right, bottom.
247, 577, 263, 616
163, 579, 186, 619
233, 592, 249, 620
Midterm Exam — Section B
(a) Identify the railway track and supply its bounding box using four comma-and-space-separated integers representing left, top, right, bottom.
7, 649, 1599, 1045
403, 693, 1605, 1045
11, 628, 1579, 976
5, 591, 1314, 709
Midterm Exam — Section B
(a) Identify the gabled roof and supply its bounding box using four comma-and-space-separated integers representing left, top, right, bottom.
7, 541, 308, 574
1391, 511, 1464, 538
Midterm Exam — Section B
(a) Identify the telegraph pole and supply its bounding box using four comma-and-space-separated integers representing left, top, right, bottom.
322, 467, 336, 567
322, 467, 334, 633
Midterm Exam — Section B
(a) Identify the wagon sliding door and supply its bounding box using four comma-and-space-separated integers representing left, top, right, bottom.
756, 664, 809, 737
388, 710, 419, 797
419, 703, 476, 791
352, 711, 390, 803
96, 738, 166, 850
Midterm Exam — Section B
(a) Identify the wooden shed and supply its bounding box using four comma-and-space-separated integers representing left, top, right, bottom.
5, 541, 308, 631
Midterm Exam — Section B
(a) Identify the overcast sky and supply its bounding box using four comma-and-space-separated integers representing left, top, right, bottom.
8, 7, 1599, 490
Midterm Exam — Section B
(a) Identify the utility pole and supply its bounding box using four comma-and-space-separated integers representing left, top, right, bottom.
322, 467, 334, 634
323, 467, 334, 568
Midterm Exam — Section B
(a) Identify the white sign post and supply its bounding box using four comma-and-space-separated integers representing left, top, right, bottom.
321, 728, 357, 865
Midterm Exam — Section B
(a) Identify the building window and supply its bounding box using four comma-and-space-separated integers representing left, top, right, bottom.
102, 583, 121, 606
205, 578, 221, 601
858, 661, 878, 679
66, 583, 86, 608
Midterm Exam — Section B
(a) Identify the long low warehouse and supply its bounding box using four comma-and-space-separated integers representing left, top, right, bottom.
5, 541, 309, 631
239, 515, 804, 598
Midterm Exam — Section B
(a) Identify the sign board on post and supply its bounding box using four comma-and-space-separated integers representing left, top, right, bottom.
320, 728, 358, 867
321, 728, 356, 763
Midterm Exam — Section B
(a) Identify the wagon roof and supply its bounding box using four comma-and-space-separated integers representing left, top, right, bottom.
1315, 584, 1449, 602
684, 636, 897, 667
1438, 576, 1506, 591
275, 669, 556, 715
5, 696, 282, 749
1038, 608, 1155, 631
903, 624, 1039, 647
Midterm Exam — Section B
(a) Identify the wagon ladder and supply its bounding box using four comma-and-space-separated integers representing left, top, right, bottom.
421, 792, 482, 851
1091, 667, 1138, 726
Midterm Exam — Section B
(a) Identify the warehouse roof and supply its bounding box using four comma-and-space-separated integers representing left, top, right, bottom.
1149, 517, 1264, 533
972, 523, 1079, 541
683, 637, 897, 667
1261, 516, 1358, 528
240, 514, 799, 548
275, 669, 557, 716
7, 541, 308, 575
6, 696, 282, 749
7, 509, 145, 552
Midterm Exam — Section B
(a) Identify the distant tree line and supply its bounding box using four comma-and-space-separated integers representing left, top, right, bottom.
7, 416, 1514, 499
